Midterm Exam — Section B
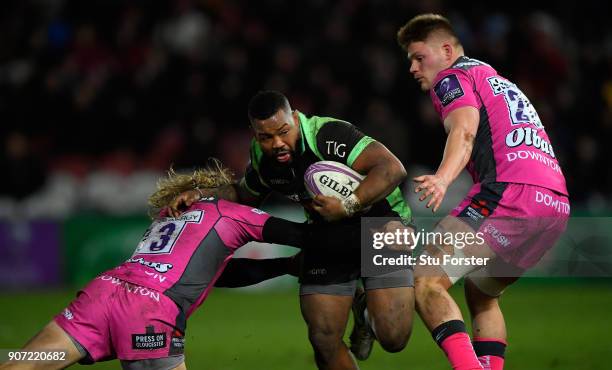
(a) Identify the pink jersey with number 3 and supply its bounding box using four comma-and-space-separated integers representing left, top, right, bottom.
106, 198, 270, 316
430, 56, 568, 195
53, 198, 271, 363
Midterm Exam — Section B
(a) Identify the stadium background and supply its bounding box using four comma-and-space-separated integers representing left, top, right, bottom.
0, 0, 610, 369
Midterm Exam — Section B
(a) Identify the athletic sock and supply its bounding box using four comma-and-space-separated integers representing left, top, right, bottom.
473, 337, 506, 370
432, 320, 483, 370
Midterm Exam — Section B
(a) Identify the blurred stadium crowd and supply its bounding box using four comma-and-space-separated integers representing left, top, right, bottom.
1, 0, 610, 217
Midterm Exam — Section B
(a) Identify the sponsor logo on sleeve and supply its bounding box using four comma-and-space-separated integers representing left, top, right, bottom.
434, 74, 465, 106
326, 141, 347, 158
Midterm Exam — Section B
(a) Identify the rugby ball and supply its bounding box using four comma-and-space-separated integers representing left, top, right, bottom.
304, 161, 364, 200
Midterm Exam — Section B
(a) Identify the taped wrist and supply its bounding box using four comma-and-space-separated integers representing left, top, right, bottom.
341, 193, 362, 217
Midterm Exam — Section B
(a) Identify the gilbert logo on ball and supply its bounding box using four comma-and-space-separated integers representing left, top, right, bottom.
304, 161, 364, 200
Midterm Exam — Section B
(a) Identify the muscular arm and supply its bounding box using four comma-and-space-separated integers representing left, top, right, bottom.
414, 106, 479, 212
213, 217, 360, 288
436, 106, 479, 184
351, 141, 407, 207
311, 140, 407, 221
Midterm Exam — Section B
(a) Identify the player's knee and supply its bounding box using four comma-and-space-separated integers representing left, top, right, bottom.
308, 327, 343, 358
378, 329, 410, 353
376, 315, 412, 353
414, 276, 446, 304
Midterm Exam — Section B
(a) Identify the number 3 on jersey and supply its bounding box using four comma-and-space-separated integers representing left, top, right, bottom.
134, 210, 204, 255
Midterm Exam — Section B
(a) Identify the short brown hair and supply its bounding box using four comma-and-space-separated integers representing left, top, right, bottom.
397, 14, 461, 50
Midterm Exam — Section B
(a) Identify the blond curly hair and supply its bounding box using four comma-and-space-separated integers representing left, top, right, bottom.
148, 159, 234, 215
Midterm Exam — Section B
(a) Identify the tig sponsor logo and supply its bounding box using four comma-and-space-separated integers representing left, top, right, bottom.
127, 257, 173, 273
505, 127, 555, 158
482, 223, 511, 248
535, 191, 570, 215
317, 175, 355, 198
326, 141, 347, 158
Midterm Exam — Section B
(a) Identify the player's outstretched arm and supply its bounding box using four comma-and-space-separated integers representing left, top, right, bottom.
214, 255, 298, 288
261, 217, 360, 251
213, 212, 374, 289
414, 106, 479, 212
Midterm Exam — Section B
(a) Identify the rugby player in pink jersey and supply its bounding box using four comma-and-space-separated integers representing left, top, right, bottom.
394, 14, 570, 370
0, 165, 360, 370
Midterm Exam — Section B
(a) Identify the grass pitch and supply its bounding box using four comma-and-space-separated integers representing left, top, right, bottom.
1, 279, 610, 370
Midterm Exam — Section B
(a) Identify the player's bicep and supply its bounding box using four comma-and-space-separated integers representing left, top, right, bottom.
443, 106, 479, 137
350, 141, 405, 176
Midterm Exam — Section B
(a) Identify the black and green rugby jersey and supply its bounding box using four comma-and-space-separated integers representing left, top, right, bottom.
242, 111, 412, 223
